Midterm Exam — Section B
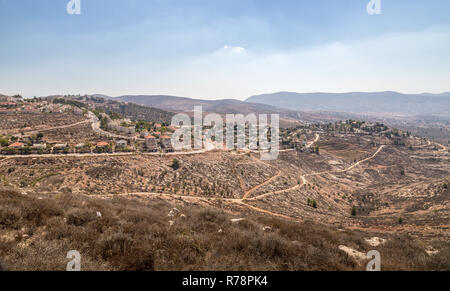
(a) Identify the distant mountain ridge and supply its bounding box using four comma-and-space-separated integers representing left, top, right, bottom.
115, 95, 287, 115
108, 94, 308, 127
246, 91, 450, 116
421, 92, 450, 98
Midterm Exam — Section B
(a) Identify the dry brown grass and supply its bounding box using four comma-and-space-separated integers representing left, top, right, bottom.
0, 188, 448, 271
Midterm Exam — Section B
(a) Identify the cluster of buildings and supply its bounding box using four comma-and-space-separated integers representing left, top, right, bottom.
144, 135, 173, 152
0, 95, 22, 112
0, 137, 174, 155
2, 141, 51, 154
1, 140, 113, 155
106, 118, 136, 135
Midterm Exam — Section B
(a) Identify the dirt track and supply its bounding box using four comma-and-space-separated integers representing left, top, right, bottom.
87, 135, 390, 221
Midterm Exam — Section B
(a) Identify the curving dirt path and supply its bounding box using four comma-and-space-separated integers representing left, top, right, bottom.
248, 145, 386, 202
93, 192, 242, 203
72, 137, 390, 222
434, 142, 447, 152
35, 120, 90, 132
1, 132, 388, 222
242, 170, 282, 200
10, 119, 91, 137
94, 135, 325, 220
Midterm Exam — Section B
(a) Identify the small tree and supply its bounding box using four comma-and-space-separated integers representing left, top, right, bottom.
307, 198, 318, 209
314, 144, 320, 155
170, 159, 180, 171
0, 137, 8, 147
398, 217, 403, 224
350, 206, 357, 217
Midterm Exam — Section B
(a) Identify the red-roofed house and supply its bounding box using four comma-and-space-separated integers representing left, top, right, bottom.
9, 142, 25, 148
96, 141, 109, 147
0, 102, 17, 108
94, 141, 111, 153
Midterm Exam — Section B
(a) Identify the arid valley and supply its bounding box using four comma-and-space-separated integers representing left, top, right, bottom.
0, 94, 448, 271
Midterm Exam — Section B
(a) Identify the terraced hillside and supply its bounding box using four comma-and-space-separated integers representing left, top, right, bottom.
0, 118, 448, 270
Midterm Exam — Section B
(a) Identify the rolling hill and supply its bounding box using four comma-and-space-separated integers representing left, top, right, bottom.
116, 95, 289, 115
112, 95, 307, 127
246, 91, 450, 116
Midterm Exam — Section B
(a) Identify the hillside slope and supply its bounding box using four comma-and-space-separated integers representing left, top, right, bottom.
113, 95, 307, 127
0, 188, 447, 271
116, 95, 285, 114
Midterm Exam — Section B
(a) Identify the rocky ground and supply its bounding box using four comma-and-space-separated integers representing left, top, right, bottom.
0, 132, 448, 270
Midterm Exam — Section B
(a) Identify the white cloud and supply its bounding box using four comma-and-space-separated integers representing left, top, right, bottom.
162, 27, 450, 99
4, 26, 449, 100
222, 45, 247, 55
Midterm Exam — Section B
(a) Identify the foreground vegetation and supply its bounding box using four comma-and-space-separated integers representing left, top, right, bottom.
0, 189, 447, 271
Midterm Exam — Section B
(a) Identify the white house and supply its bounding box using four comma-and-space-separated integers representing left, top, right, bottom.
116, 140, 127, 148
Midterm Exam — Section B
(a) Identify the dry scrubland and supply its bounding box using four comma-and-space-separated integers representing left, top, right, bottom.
0, 127, 448, 270
0, 112, 86, 135
40, 122, 109, 144
0, 152, 278, 199
0, 189, 448, 271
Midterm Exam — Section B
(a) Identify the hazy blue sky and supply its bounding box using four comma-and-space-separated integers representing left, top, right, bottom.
1, 0, 449, 99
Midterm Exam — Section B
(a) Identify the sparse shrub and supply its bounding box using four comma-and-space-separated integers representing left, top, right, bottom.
170, 159, 180, 171
314, 144, 320, 154
22, 199, 63, 225
307, 198, 318, 208
66, 209, 96, 226
350, 206, 357, 216
7, 167, 15, 174
196, 208, 226, 224
400, 170, 405, 176
44, 217, 71, 240
398, 217, 403, 224
0, 189, 447, 271
0, 259, 7, 271
0, 137, 8, 147
0, 205, 21, 227
96, 232, 134, 262
120, 246, 155, 271
443, 183, 448, 189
